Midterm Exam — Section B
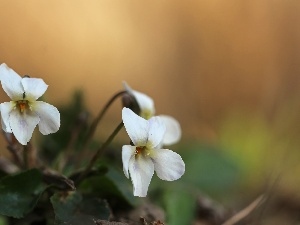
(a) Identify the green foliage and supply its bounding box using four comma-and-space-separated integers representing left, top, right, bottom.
51, 191, 110, 225
79, 166, 136, 209
152, 142, 240, 224
0, 169, 44, 218
164, 188, 196, 225
149, 143, 239, 198
0, 171, 7, 180
0, 216, 7, 225
179, 143, 240, 195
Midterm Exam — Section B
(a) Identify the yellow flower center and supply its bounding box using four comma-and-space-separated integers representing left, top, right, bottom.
17, 100, 29, 113
135, 146, 144, 155
135, 146, 151, 158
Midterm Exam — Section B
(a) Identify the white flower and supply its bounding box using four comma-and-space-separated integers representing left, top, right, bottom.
123, 81, 181, 146
122, 107, 185, 197
0, 63, 60, 145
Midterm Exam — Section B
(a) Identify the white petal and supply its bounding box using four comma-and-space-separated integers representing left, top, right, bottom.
122, 107, 149, 146
0, 63, 23, 100
123, 82, 155, 119
33, 101, 60, 135
147, 116, 166, 148
0, 102, 15, 132
9, 109, 40, 145
152, 149, 185, 181
129, 155, 154, 197
122, 145, 136, 178
159, 115, 181, 146
21, 78, 48, 100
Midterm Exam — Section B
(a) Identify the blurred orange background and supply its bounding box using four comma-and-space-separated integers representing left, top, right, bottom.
1, 1, 300, 197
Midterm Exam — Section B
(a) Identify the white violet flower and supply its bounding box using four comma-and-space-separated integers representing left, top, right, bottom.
123, 81, 181, 146
122, 107, 185, 197
0, 63, 60, 145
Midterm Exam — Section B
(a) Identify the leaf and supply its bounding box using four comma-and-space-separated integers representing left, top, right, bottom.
164, 188, 196, 225
180, 143, 240, 195
0, 216, 8, 225
106, 167, 136, 205
79, 166, 136, 209
51, 191, 110, 225
0, 169, 44, 218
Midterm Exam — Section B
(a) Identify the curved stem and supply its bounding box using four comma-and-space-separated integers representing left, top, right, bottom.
75, 121, 124, 184
82, 90, 126, 150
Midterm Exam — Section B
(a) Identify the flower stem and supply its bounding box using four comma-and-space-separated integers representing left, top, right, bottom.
75, 121, 124, 184
23, 142, 35, 169
23, 146, 28, 170
81, 90, 126, 151
3, 132, 23, 168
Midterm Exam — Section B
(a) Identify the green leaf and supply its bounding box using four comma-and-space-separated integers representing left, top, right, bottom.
180, 143, 240, 195
106, 167, 136, 205
0, 216, 8, 225
51, 191, 110, 225
79, 166, 136, 209
0, 169, 44, 218
164, 188, 196, 225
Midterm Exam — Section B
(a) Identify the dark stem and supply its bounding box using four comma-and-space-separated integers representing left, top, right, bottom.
23, 142, 35, 169
81, 90, 126, 150
23, 144, 29, 169
3, 132, 23, 168
75, 121, 124, 184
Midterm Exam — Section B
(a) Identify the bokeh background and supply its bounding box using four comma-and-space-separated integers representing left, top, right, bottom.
1, 1, 300, 224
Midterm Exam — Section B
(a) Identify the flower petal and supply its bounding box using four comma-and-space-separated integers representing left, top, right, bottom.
147, 116, 166, 148
123, 82, 155, 119
9, 109, 40, 145
152, 149, 185, 181
0, 102, 15, 132
33, 101, 60, 135
122, 107, 149, 146
0, 63, 23, 100
122, 145, 136, 178
129, 155, 154, 197
21, 78, 48, 100
159, 115, 181, 146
